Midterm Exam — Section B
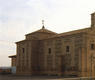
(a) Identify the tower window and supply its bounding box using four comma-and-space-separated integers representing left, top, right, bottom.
66, 46, 70, 52
48, 48, 51, 54
22, 48, 25, 53
91, 44, 94, 50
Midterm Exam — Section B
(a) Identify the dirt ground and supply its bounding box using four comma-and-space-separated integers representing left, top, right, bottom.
0, 74, 94, 80
0, 74, 63, 80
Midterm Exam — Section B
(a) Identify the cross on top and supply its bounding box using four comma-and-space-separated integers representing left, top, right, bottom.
42, 20, 45, 29
42, 20, 44, 25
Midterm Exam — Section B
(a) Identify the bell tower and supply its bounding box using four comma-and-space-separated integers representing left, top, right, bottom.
91, 12, 95, 28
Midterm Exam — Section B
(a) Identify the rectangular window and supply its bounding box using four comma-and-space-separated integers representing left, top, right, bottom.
48, 48, 51, 54
91, 44, 94, 50
22, 48, 25, 53
66, 46, 70, 52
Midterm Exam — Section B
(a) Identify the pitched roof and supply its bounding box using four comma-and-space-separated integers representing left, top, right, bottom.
26, 27, 57, 35
41, 27, 90, 40
57, 27, 90, 37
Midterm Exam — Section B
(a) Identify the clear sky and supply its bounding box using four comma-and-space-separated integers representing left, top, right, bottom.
0, 0, 95, 67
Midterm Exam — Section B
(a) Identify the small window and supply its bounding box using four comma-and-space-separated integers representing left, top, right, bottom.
66, 46, 70, 52
22, 48, 25, 53
91, 44, 94, 50
48, 48, 51, 54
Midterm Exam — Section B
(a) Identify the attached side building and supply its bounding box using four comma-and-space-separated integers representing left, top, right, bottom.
9, 55, 16, 67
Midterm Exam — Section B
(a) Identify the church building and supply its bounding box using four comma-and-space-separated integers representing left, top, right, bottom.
10, 12, 95, 77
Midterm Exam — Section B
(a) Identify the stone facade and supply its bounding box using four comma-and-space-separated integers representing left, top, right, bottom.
10, 12, 95, 77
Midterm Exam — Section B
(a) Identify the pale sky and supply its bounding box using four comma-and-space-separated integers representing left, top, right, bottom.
0, 0, 95, 67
